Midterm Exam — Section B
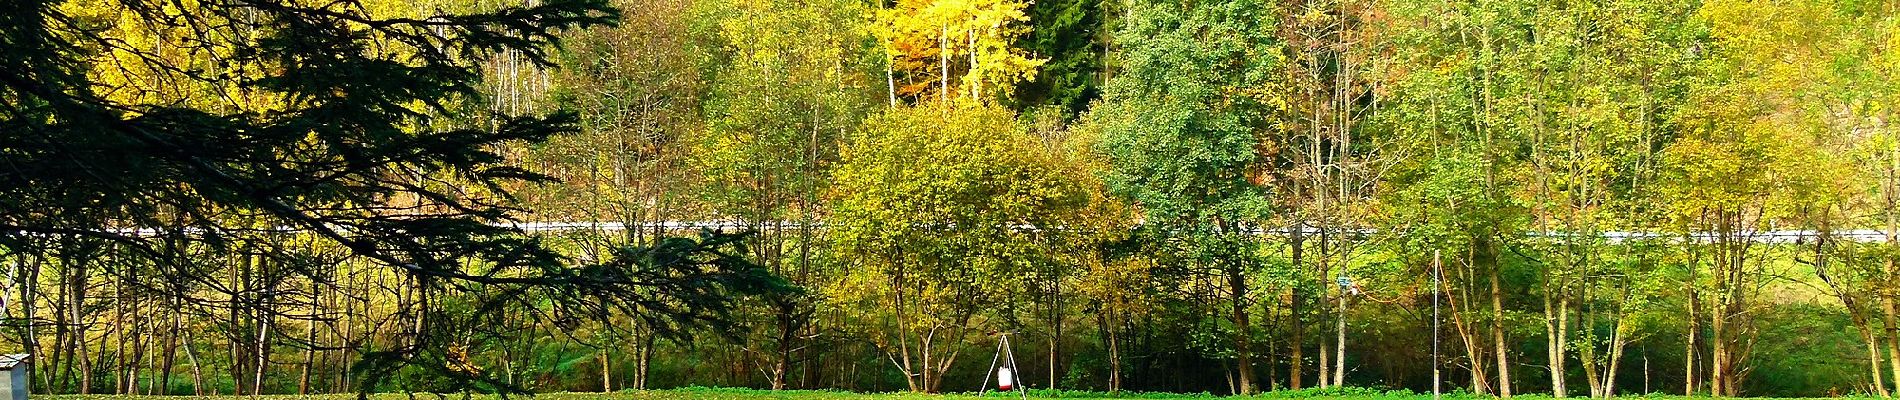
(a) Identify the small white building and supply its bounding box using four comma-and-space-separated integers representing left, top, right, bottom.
0, 354, 27, 400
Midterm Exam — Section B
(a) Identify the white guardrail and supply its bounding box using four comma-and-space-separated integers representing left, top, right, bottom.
501, 222, 1895, 244
17, 221, 1896, 243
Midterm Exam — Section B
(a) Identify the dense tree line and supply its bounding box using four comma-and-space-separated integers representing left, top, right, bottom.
4, 0, 1900, 397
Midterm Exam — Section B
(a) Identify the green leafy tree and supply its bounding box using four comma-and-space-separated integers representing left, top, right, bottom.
1373, 0, 1552, 394
1013, 0, 1109, 116
1090, 0, 1281, 392
1270, 0, 1390, 387
692, 0, 880, 388
1698, 0, 1900, 394
828, 103, 1090, 392
541, 3, 720, 387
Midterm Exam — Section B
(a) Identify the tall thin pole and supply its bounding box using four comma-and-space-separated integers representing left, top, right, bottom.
1433, 249, 1442, 400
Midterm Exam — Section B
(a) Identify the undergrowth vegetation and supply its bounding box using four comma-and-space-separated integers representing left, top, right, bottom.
39, 386, 1882, 400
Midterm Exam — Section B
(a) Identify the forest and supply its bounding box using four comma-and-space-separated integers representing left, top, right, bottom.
2, 0, 1899, 398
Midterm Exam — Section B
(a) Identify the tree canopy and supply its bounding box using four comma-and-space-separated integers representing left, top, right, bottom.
4, 0, 1900, 397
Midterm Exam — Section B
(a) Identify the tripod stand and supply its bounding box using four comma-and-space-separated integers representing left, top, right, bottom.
978, 332, 1029, 400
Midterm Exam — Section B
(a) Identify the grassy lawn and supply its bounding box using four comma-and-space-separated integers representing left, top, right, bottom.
35, 387, 1873, 400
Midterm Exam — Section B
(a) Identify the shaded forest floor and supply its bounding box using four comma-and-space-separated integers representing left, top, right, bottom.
40, 387, 1879, 400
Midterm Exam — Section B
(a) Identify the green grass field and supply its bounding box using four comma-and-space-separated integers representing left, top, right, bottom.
34, 387, 1874, 400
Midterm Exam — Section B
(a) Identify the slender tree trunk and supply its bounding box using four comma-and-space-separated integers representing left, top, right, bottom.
1489, 239, 1512, 398
1887, 261, 1900, 397
160, 305, 177, 395
1447, 255, 1489, 395
1710, 226, 1731, 397
18, 258, 41, 394
1431, 251, 1444, 398
1866, 321, 1892, 398
228, 253, 247, 396
1603, 324, 1627, 398
50, 261, 68, 393
1225, 362, 1237, 395
938, 25, 949, 105
90, 334, 108, 394
1884, 159, 1899, 398
114, 275, 128, 394
601, 350, 613, 392
1334, 281, 1347, 388
253, 304, 271, 395
112, 275, 125, 395
1331, 22, 1361, 392
1548, 286, 1568, 398
893, 263, 920, 393
966, 29, 977, 99
878, 0, 896, 108
140, 315, 154, 395
1290, 225, 1305, 390
1550, 287, 1564, 397
1318, 335, 1331, 389
73, 260, 92, 395
1317, 232, 1333, 389
1107, 311, 1122, 392
128, 306, 146, 395
337, 270, 356, 394
638, 333, 654, 389
184, 328, 203, 396
1232, 265, 1256, 395
1685, 286, 1698, 396
1879, 130, 1900, 397
1049, 278, 1063, 390
300, 281, 318, 394
774, 308, 794, 391
250, 253, 272, 396
1581, 327, 1602, 399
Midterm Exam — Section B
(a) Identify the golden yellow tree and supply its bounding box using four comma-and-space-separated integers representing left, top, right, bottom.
875, 0, 1044, 105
